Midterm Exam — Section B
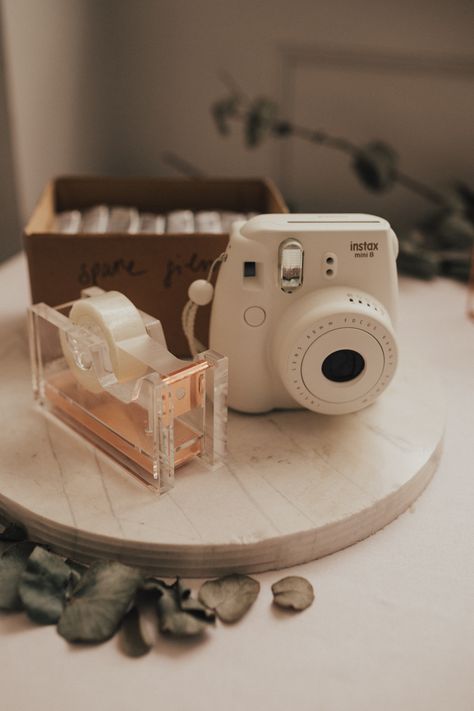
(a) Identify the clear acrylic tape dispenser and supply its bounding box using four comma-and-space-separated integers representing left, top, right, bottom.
28, 287, 228, 493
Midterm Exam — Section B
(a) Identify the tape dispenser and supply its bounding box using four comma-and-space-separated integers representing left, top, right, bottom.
28, 287, 228, 492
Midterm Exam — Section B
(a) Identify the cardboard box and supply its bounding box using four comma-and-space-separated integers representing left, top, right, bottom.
24, 176, 288, 355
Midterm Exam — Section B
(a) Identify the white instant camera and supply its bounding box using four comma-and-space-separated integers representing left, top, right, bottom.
209, 214, 399, 415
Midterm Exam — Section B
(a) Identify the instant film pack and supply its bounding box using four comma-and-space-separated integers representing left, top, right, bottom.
26, 178, 399, 493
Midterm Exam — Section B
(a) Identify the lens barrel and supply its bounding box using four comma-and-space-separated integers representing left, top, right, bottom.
321, 349, 365, 383
273, 286, 398, 414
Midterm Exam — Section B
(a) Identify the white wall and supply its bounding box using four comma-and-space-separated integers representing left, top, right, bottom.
2, 0, 110, 219
2, 0, 474, 233
0, 5, 19, 260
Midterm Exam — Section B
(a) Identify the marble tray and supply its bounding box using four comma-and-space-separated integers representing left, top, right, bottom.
0, 321, 444, 577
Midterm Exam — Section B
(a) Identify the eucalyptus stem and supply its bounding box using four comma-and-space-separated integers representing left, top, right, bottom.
290, 125, 357, 155
395, 171, 447, 207
230, 110, 447, 207
212, 85, 473, 281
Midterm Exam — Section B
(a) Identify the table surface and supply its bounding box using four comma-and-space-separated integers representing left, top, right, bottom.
1, 253, 473, 711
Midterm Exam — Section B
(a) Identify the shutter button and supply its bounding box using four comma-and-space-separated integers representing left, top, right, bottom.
244, 306, 266, 327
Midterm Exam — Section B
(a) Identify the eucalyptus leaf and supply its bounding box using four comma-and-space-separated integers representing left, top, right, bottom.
198, 574, 260, 623
174, 579, 215, 623
272, 120, 293, 137
0, 541, 35, 611
271, 576, 314, 611
156, 584, 208, 637
0, 520, 28, 542
397, 239, 439, 280
171, 578, 190, 600
245, 98, 277, 148
180, 595, 216, 622
19, 547, 73, 624
434, 212, 474, 250
440, 254, 471, 281
459, 182, 474, 203
120, 605, 153, 658
135, 591, 160, 647
142, 576, 168, 592
57, 560, 143, 643
211, 95, 240, 136
455, 182, 474, 222
352, 141, 398, 191
64, 558, 88, 590
145, 578, 214, 620
434, 187, 468, 214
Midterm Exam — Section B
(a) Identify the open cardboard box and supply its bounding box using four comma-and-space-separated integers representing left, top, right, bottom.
24, 176, 288, 355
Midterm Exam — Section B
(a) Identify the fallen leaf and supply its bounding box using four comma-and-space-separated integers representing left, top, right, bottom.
271, 576, 314, 611
120, 605, 154, 658
0, 541, 35, 611
19, 547, 73, 624
155, 580, 212, 637
157, 588, 206, 637
179, 593, 215, 622
64, 559, 88, 591
57, 560, 143, 643
0, 520, 28, 542
198, 574, 260, 623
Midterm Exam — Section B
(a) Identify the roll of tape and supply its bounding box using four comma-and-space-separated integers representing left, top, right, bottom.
61, 291, 148, 393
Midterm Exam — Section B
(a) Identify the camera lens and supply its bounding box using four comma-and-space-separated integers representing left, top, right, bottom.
321, 349, 365, 383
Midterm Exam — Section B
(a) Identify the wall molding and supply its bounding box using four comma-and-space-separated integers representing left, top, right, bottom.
276, 44, 474, 197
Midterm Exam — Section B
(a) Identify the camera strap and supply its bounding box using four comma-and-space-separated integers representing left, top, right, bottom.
181, 252, 226, 357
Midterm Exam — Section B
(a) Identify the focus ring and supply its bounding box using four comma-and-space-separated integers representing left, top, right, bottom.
273, 287, 397, 415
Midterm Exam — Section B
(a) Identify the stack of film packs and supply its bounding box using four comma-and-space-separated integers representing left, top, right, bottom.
53, 205, 258, 234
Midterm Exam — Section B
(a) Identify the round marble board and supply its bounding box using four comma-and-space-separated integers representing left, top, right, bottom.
0, 323, 444, 577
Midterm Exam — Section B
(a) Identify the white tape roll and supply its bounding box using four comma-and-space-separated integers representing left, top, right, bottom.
61, 291, 148, 393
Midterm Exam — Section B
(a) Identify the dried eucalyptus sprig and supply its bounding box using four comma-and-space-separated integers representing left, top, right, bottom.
0, 515, 314, 658
211, 86, 474, 281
